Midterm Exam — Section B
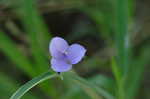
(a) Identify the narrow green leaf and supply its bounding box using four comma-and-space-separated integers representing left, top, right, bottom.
115, 0, 130, 75
111, 57, 122, 83
10, 71, 57, 99
63, 74, 115, 99
113, 0, 131, 98
0, 73, 38, 99
111, 58, 124, 99
19, 0, 50, 73
126, 60, 145, 99
125, 47, 150, 99
89, 75, 116, 95
18, 0, 57, 97
63, 71, 114, 99
0, 31, 35, 76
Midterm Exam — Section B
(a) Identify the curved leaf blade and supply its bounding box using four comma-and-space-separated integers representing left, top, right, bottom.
63, 71, 114, 99
10, 72, 57, 99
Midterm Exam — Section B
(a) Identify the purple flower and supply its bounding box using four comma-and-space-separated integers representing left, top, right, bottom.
49, 37, 86, 72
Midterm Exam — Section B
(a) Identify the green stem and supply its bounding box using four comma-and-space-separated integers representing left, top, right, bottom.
63, 71, 114, 99
10, 71, 57, 99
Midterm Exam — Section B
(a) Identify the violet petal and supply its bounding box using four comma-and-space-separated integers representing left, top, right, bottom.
49, 37, 69, 59
51, 58, 72, 72
66, 44, 86, 64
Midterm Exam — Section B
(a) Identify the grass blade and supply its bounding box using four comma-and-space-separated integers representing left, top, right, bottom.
0, 73, 38, 99
10, 71, 57, 99
63, 74, 115, 99
18, 0, 58, 97
63, 71, 114, 99
19, 0, 51, 73
0, 31, 35, 76
113, 0, 131, 98
126, 47, 150, 99
115, 0, 130, 75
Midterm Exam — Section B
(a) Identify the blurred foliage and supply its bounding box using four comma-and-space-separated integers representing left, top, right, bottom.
0, 0, 150, 99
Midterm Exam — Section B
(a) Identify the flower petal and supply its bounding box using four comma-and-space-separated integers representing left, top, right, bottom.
49, 37, 69, 59
66, 44, 86, 64
51, 58, 72, 72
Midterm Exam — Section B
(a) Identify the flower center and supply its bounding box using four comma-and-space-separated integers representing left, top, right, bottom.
63, 51, 72, 64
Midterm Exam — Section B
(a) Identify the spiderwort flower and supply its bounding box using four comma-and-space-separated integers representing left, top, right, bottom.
49, 37, 86, 72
